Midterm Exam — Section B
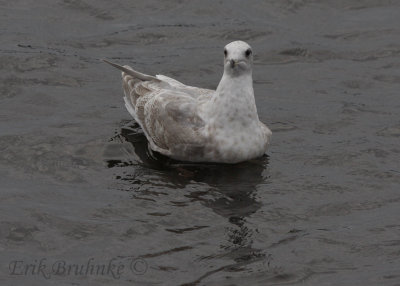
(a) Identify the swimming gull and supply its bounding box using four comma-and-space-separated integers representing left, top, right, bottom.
104, 40, 272, 163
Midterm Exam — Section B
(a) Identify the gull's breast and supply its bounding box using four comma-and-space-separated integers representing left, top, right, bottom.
204, 122, 268, 163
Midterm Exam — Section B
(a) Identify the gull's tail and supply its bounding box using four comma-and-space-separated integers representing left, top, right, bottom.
103, 59, 159, 139
103, 59, 170, 156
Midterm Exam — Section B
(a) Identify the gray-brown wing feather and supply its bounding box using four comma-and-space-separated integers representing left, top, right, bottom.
122, 70, 211, 158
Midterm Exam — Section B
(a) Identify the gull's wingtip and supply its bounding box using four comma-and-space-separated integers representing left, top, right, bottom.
102, 59, 122, 69
102, 59, 161, 82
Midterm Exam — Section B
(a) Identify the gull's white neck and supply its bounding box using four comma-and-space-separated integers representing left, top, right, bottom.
206, 71, 259, 128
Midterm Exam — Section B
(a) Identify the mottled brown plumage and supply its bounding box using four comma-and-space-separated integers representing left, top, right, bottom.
104, 41, 272, 163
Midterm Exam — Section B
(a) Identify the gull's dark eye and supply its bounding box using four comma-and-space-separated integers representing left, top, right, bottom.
224, 49, 227, 57
245, 49, 252, 57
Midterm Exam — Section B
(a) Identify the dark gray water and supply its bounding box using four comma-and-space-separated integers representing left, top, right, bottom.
1, 1, 400, 285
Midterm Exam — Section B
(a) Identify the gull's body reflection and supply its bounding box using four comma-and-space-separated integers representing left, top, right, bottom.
111, 122, 270, 268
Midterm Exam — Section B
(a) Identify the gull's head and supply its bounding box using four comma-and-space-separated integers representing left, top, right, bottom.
223, 41, 253, 77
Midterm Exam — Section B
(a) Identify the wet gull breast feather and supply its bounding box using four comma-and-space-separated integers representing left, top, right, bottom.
104, 40, 272, 163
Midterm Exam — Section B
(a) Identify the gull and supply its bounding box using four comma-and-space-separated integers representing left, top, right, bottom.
104, 41, 272, 163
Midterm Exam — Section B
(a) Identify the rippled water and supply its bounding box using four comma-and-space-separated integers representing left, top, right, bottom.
1, 0, 400, 285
